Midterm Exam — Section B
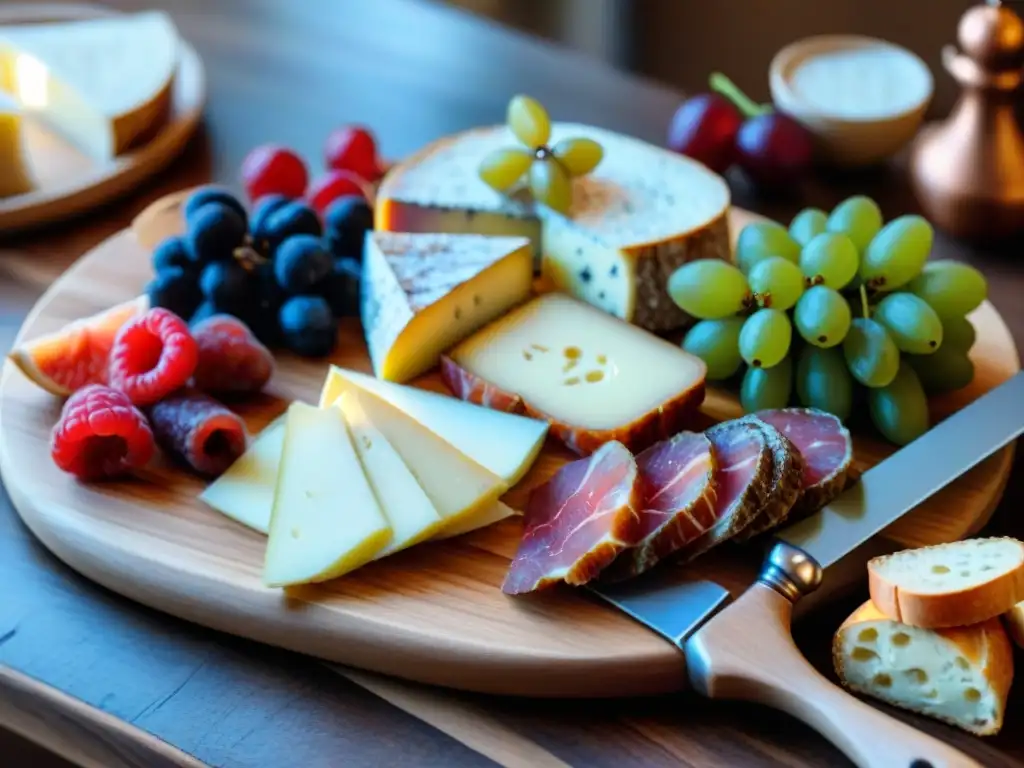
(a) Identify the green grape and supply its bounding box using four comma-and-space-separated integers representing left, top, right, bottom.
868, 361, 929, 446
799, 232, 859, 290
789, 208, 828, 248
907, 348, 975, 394
827, 195, 883, 253
507, 95, 550, 148
739, 308, 791, 369
906, 260, 987, 319
735, 221, 801, 273
941, 315, 976, 353
741, 356, 793, 413
843, 318, 900, 388
668, 259, 750, 319
793, 285, 852, 348
873, 292, 943, 355
529, 158, 572, 214
747, 257, 805, 311
478, 147, 533, 191
552, 137, 603, 177
795, 345, 853, 422
682, 318, 745, 380
859, 215, 933, 290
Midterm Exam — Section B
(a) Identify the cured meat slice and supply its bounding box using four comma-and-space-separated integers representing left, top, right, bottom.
440, 355, 525, 414
756, 407, 853, 518
603, 432, 717, 581
733, 423, 804, 541
502, 441, 642, 595
680, 418, 773, 560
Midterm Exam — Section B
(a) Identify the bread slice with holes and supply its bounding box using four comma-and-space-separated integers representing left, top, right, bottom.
834, 600, 1013, 736
868, 538, 1024, 629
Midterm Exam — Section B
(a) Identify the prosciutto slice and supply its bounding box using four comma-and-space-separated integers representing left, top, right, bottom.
603, 432, 717, 580
502, 441, 642, 595
755, 408, 853, 518
733, 422, 804, 541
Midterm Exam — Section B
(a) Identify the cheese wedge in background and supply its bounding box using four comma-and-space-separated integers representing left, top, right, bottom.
0, 11, 179, 159
833, 600, 1013, 736
376, 123, 731, 330
361, 231, 533, 383
264, 403, 391, 588
319, 366, 548, 485
198, 417, 285, 535
337, 391, 445, 557
0, 91, 30, 196
352, 388, 506, 535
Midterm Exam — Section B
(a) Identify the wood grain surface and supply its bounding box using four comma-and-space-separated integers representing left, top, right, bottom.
1, 0, 1024, 765
0, 4, 205, 234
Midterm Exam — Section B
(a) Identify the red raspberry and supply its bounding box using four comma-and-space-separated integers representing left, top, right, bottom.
148, 389, 248, 476
108, 308, 198, 406
324, 125, 382, 182
241, 145, 308, 202
191, 314, 275, 395
306, 170, 369, 216
51, 385, 155, 480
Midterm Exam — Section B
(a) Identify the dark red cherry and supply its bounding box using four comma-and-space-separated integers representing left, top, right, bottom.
735, 113, 814, 187
666, 94, 742, 174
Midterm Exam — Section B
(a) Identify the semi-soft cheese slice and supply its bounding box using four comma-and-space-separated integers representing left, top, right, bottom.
264, 402, 391, 588
337, 391, 445, 556
432, 501, 517, 540
352, 388, 507, 534
0, 11, 178, 159
834, 600, 1013, 736
0, 91, 30, 197
318, 366, 548, 485
376, 123, 731, 330
199, 416, 285, 535
362, 231, 533, 383
447, 293, 706, 455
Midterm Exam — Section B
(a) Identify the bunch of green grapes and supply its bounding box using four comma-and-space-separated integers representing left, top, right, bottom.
670, 194, 988, 446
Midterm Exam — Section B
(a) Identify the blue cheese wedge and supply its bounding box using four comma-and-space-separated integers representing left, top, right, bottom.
361, 231, 533, 383
376, 124, 731, 331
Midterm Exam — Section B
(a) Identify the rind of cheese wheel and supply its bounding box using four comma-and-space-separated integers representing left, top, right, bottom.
361, 231, 533, 383
445, 293, 706, 457
868, 538, 1024, 629
376, 123, 731, 331
0, 11, 178, 159
834, 599, 1013, 736
0, 92, 30, 197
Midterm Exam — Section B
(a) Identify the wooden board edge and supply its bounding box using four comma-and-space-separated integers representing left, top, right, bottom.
0, 666, 207, 768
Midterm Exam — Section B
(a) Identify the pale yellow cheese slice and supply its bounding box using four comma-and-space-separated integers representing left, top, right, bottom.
352, 388, 507, 534
432, 501, 517, 540
0, 91, 30, 197
337, 391, 445, 557
319, 366, 547, 485
263, 402, 391, 588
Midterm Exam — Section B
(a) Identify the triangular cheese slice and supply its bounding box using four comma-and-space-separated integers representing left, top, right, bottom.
432, 501, 517, 540
0, 11, 179, 159
376, 124, 731, 331
198, 416, 285, 535
319, 366, 547, 484
0, 91, 29, 197
337, 391, 445, 557
264, 403, 391, 588
361, 231, 532, 383
352, 388, 506, 534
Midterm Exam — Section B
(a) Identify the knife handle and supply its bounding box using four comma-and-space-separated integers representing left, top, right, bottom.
686, 583, 982, 768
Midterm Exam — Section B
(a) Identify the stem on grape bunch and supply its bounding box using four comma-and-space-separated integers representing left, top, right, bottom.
859, 284, 870, 319
709, 72, 772, 119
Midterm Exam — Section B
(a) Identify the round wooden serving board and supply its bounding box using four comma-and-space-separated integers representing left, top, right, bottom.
0, 4, 205, 234
0, 202, 1018, 698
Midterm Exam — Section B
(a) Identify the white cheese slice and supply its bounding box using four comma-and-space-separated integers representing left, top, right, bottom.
0, 91, 30, 196
198, 416, 285, 535
263, 402, 391, 588
0, 11, 179, 159
350, 388, 507, 534
362, 231, 533, 383
318, 366, 547, 484
337, 391, 445, 557
432, 501, 517, 540
376, 123, 731, 330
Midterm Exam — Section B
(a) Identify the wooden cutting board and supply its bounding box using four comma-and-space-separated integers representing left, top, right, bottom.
0, 197, 1017, 698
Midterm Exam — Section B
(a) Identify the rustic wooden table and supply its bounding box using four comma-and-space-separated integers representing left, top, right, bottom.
2, 1, 1023, 766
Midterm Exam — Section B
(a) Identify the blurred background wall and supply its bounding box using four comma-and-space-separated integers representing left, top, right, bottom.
443, 0, 971, 116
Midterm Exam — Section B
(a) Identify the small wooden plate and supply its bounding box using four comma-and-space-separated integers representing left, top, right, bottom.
0, 3, 206, 234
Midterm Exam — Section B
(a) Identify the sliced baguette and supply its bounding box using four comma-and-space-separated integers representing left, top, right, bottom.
868, 538, 1024, 629
834, 600, 1013, 736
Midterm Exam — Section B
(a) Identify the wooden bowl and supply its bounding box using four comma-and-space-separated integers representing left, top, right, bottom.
770, 35, 933, 168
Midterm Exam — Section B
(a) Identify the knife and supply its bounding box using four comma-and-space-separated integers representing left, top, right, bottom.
593, 370, 1024, 768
